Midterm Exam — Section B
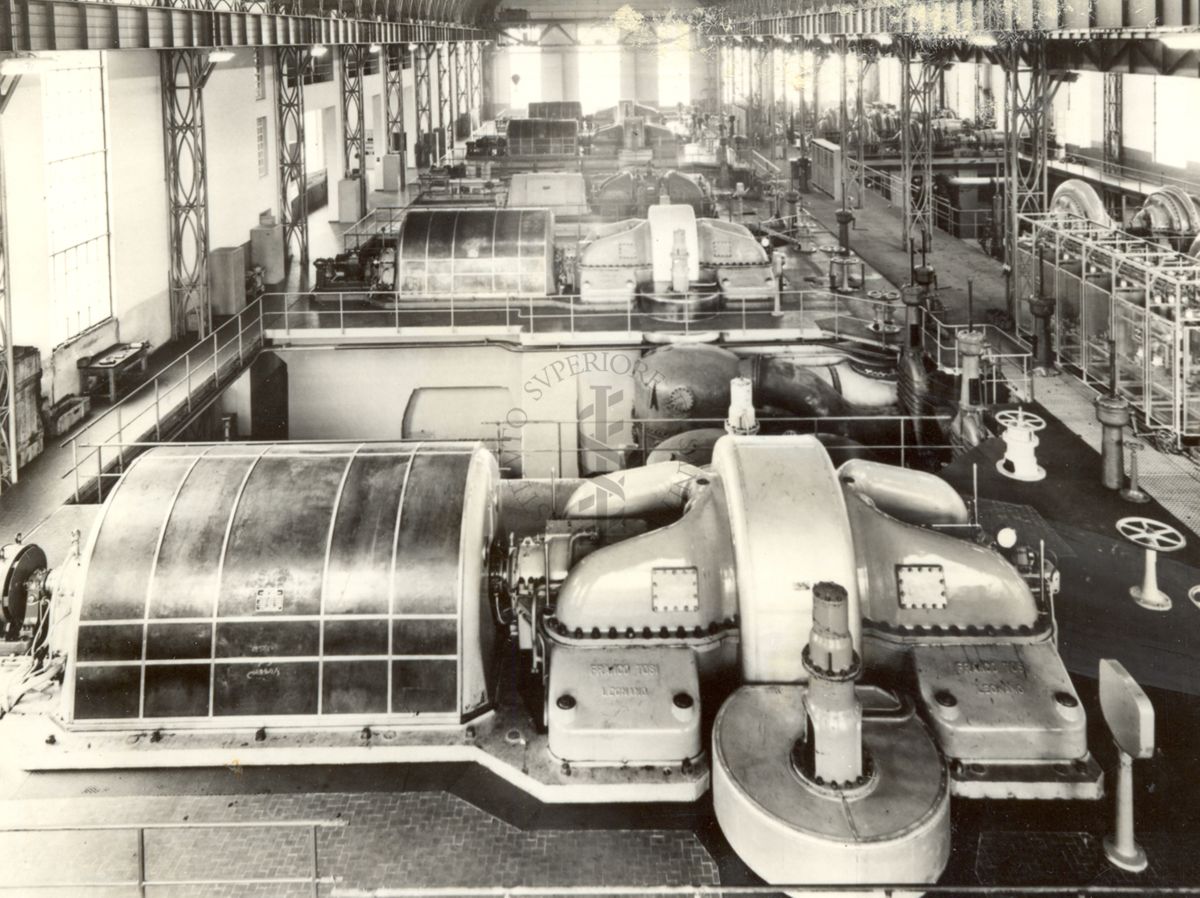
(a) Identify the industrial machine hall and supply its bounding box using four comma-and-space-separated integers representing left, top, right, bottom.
2, 0, 1200, 891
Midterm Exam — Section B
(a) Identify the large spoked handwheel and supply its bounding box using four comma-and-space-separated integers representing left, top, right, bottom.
995, 408, 1046, 432
1116, 516, 1186, 611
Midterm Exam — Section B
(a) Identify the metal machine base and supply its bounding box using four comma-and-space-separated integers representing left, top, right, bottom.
1103, 835, 1149, 873
1131, 585, 1172, 612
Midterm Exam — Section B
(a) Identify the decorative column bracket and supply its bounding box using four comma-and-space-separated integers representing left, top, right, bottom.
276, 46, 309, 281
161, 49, 212, 339
341, 44, 367, 215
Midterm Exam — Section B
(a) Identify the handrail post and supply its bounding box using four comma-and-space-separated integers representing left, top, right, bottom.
72, 440, 80, 503
115, 403, 123, 471
212, 330, 219, 388
137, 827, 147, 898
310, 824, 320, 898
154, 378, 161, 441
186, 353, 192, 412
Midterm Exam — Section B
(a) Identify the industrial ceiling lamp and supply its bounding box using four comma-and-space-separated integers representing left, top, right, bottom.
968, 32, 999, 47
368, 43, 383, 53
310, 44, 330, 57
208, 49, 236, 63
1159, 31, 1200, 49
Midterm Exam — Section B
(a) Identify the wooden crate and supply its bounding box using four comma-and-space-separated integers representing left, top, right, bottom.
45, 393, 90, 438
13, 379, 43, 469
13, 346, 40, 390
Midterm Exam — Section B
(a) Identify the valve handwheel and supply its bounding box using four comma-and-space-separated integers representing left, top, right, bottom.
1116, 516, 1186, 611
995, 408, 1047, 432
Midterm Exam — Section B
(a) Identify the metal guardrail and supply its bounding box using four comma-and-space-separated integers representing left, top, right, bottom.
335, 887, 1200, 897
0, 819, 345, 896
62, 300, 265, 501
844, 157, 996, 241
1055, 154, 1200, 202
260, 287, 923, 344
482, 413, 955, 475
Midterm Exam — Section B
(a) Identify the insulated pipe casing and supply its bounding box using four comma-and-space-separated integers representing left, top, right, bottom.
802, 582, 863, 786
1096, 395, 1133, 491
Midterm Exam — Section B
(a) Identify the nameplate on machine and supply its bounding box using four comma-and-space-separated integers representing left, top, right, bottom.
650, 567, 700, 613
896, 564, 948, 610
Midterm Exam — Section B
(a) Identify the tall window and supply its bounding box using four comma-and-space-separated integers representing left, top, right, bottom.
43, 54, 112, 346
507, 48, 542, 112
578, 25, 620, 115
657, 22, 691, 109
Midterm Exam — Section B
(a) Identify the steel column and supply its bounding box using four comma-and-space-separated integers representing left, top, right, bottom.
838, 38, 848, 199
161, 49, 211, 339
1103, 71, 1123, 215
1004, 41, 1056, 319
0, 76, 17, 491
383, 44, 407, 189
435, 41, 450, 154
454, 41, 468, 141
899, 41, 936, 254
341, 44, 367, 215
414, 42, 433, 167
855, 51, 875, 210
275, 46, 308, 281
468, 41, 482, 130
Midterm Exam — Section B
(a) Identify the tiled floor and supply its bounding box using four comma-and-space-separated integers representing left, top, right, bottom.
0, 786, 720, 896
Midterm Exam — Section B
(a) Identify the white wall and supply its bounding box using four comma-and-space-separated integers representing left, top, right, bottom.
2, 50, 170, 404
106, 51, 172, 370
206, 50, 279, 253
277, 345, 645, 478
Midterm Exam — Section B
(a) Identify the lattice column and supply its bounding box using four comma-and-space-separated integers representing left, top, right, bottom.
899, 40, 936, 253
855, 51, 876, 210
1103, 71, 1122, 217
454, 41, 469, 141
435, 42, 451, 156
341, 44, 367, 215
838, 39, 848, 199
0, 77, 16, 490
414, 42, 433, 168
1005, 41, 1054, 319
384, 44, 407, 189
161, 49, 212, 338
468, 41, 482, 129
275, 47, 308, 279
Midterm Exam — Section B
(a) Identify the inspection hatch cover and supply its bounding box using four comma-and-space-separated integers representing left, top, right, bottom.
976, 499, 1077, 559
